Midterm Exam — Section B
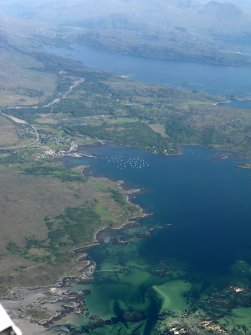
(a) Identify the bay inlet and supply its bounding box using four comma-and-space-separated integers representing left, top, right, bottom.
63, 144, 251, 334
53, 45, 251, 334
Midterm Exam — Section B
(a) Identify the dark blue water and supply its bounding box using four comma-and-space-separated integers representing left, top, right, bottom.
68, 145, 251, 275
220, 100, 251, 109
55, 43, 251, 333
50, 44, 251, 271
48, 45, 251, 96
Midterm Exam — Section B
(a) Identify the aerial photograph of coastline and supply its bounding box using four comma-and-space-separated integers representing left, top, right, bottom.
0, 0, 251, 334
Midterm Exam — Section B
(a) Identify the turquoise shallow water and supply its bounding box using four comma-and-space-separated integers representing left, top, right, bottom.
63, 145, 251, 334
54, 43, 251, 333
79, 145, 251, 273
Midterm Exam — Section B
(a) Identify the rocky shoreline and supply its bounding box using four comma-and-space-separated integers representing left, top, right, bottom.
1, 177, 150, 334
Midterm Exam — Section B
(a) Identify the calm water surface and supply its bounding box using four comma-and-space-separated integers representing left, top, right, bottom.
55, 45, 251, 333
49, 45, 251, 96
220, 100, 251, 109
76, 145, 251, 272
65, 145, 251, 334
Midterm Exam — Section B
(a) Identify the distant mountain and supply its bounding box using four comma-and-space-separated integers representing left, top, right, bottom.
1, 0, 251, 66
0, 14, 59, 107
0, 13, 56, 51
195, 1, 248, 33
0, 30, 10, 49
54, 0, 251, 66
0, 16, 16, 49
200, 1, 242, 16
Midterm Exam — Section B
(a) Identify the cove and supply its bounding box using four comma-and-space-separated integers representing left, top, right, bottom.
75, 145, 251, 272
62, 145, 251, 334
50, 41, 251, 334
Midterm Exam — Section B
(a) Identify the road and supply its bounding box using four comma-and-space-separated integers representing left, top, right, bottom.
0, 77, 85, 150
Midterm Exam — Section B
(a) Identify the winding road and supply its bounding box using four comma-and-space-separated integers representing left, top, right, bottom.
0, 77, 85, 150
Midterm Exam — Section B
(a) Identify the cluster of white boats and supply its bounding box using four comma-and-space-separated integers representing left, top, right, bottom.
101, 155, 150, 170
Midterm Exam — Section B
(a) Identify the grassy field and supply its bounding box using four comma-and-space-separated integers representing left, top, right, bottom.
1, 33, 251, 335
40, 69, 251, 158
1, 43, 251, 293
0, 50, 57, 107
0, 114, 39, 149
0, 162, 139, 290
0, 115, 19, 146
